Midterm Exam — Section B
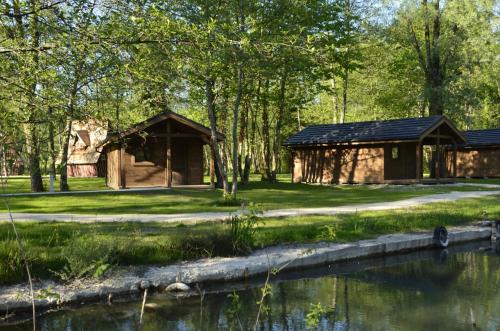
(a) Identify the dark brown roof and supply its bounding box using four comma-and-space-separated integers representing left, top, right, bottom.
461, 128, 500, 148
284, 115, 465, 146
100, 111, 224, 147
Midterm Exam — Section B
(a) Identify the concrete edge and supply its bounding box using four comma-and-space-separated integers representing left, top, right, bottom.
0, 225, 493, 315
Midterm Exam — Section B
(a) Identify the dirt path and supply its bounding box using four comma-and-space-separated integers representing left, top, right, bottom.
0, 190, 498, 224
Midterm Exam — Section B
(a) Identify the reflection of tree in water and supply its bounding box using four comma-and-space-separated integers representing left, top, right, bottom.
350, 252, 467, 294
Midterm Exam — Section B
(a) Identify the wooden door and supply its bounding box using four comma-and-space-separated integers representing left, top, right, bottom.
171, 140, 188, 185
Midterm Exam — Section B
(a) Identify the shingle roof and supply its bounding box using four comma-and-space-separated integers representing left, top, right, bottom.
100, 110, 224, 147
284, 116, 445, 146
462, 128, 500, 148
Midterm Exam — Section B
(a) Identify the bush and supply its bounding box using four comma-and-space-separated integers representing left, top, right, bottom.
230, 205, 263, 254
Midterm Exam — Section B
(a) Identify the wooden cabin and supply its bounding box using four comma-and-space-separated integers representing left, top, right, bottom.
67, 120, 107, 177
0, 141, 24, 176
101, 111, 223, 189
445, 128, 500, 178
284, 116, 466, 184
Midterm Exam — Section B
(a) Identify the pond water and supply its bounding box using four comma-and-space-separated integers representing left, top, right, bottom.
3, 240, 500, 331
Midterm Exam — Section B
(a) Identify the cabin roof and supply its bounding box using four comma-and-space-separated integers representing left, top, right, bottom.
461, 128, 500, 148
284, 115, 465, 146
100, 110, 224, 147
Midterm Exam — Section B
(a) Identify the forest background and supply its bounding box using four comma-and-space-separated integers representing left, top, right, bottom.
0, 0, 498, 196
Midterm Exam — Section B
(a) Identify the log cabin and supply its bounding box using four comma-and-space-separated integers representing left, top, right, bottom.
67, 120, 107, 177
284, 115, 466, 184
445, 128, 500, 178
100, 111, 223, 189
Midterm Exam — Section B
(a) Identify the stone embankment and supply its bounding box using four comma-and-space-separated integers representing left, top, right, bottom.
0, 225, 493, 315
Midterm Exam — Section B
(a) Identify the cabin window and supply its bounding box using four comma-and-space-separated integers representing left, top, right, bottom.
391, 146, 399, 160
133, 144, 155, 166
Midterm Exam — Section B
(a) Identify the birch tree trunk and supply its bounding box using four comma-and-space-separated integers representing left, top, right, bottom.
205, 77, 230, 194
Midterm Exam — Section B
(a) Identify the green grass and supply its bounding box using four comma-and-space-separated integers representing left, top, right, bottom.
1, 195, 498, 285
0, 174, 499, 215
0, 176, 109, 194
457, 178, 500, 185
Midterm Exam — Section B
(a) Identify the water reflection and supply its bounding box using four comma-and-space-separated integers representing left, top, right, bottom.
3, 240, 499, 331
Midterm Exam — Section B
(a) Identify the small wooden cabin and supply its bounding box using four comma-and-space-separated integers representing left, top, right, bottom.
284, 116, 466, 184
0, 141, 24, 176
67, 120, 107, 177
446, 128, 500, 178
101, 111, 223, 189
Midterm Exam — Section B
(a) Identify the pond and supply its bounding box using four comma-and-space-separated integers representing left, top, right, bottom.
3, 240, 500, 331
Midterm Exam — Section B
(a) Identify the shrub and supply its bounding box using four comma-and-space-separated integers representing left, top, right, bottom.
230, 205, 263, 254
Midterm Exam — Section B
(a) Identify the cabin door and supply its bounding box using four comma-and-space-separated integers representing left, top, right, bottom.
171, 140, 188, 185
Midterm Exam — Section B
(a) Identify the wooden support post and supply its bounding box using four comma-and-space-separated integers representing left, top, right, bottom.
166, 121, 172, 188
119, 145, 126, 189
435, 128, 441, 181
452, 140, 457, 178
416, 142, 422, 182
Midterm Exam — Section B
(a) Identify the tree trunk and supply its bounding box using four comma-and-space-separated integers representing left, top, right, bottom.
59, 120, 72, 191
341, 68, 348, 123
271, 69, 288, 181
261, 79, 273, 182
231, 65, 243, 199
205, 77, 230, 194
210, 144, 223, 188
25, 123, 44, 192
331, 76, 339, 123
1, 144, 8, 179
48, 107, 57, 180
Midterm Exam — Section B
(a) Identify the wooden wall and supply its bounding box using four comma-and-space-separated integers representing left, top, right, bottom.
105, 119, 206, 189
68, 155, 106, 178
446, 147, 500, 178
292, 142, 420, 184
384, 143, 418, 180
292, 145, 385, 184
106, 145, 120, 189
68, 164, 98, 177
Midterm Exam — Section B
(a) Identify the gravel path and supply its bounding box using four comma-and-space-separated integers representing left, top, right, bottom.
0, 189, 498, 224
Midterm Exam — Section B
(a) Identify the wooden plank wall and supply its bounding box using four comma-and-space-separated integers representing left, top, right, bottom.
106, 146, 120, 189
383, 143, 417, 180
123, 137, 166, 187
292, 145, 385, 184
446, 147, 500, 178
68, 164, 98, 177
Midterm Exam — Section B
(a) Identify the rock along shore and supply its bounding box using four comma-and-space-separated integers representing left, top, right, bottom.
0, 225, 492, 315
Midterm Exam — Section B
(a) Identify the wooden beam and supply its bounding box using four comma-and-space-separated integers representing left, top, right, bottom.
416, 142, 422, 182
435, 128, 441, 181
452, 140, 457, 178
424, 134, 454, 140
119, 145, 126, 189
151, 133, 205, 139
165, 121, 172, 188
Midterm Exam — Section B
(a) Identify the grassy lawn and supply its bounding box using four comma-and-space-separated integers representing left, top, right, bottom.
0, 174, 499, 215
457, 178, 500, 185
1, 195, 498, 285
0, 176, 109, 194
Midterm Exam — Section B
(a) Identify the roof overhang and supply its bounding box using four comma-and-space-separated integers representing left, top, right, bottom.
99, 111, 225, 148
284, 139, 421, 148
418, 116, 466, 144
